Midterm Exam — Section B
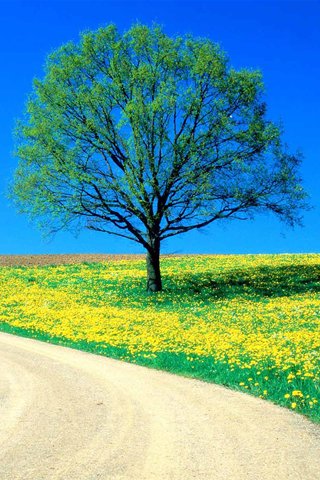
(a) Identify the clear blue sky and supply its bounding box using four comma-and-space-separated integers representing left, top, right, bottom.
1, 0, 319, 255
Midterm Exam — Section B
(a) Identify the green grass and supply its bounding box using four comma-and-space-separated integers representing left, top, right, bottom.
0, 254, 319, 423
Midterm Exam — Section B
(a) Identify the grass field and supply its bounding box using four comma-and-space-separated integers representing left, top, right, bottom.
0, 254, 319, 422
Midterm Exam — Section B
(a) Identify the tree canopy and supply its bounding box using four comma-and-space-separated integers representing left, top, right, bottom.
12, 23, 308, 291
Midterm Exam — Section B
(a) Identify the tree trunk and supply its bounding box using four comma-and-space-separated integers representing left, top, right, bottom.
146, 240, 162, 292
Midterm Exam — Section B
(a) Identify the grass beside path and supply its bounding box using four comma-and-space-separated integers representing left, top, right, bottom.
0, 254, 319, 422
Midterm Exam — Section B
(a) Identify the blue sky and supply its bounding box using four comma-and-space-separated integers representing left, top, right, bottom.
1, 0, 319, 255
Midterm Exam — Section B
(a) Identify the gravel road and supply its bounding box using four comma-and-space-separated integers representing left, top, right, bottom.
0, 332, 319, 480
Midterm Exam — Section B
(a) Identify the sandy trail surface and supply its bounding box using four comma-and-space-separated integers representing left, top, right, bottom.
0, 332, 319, 480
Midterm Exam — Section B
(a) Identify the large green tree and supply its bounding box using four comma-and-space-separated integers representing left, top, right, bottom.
12, 24, 307, 291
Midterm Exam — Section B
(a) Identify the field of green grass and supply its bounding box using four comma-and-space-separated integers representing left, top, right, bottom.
0, 254, 319, 422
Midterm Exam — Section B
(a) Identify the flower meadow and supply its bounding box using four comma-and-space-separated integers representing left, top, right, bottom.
0, 254, 319, 421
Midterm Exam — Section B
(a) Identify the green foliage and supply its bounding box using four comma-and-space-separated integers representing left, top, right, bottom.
11, 23, 307, 248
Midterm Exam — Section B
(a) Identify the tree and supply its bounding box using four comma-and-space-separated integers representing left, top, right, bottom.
12, 23, 307, 292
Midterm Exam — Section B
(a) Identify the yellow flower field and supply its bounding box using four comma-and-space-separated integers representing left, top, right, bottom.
0, 254, 319, 420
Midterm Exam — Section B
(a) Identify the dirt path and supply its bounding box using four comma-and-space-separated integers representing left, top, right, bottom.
0, 332, 319, 480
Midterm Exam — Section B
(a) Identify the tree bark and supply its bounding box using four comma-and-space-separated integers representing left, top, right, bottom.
146, 239, 162, 292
